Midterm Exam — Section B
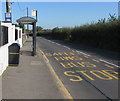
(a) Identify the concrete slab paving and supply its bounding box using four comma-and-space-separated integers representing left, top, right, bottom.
2, 38, 65, 99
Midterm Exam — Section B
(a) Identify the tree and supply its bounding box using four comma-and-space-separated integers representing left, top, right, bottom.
52, 27, 59, 32
36, 26, 43, 32
19, 24, 25, 33
14, 24, 25, 33
108, 13, 117, 22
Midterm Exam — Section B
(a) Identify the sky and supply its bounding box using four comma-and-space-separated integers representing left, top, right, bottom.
1, 0, 120, 2
1, 1, 119, 29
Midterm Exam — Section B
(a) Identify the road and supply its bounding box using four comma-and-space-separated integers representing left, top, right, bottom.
36, 37, 119, 101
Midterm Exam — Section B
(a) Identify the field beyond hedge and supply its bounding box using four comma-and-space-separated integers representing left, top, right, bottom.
37, 19, 119, 52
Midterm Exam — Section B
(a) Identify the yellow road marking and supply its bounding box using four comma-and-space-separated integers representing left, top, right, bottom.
70, 62, 79, 67
102, 70, 118, 79
54, 56, 83, 61
54, 57, 60, 61
64, 71, 83, 81
53, 53, 60, 56
76, 71, 95, 80
81, 62, 96, 67
60, 62, 97, 68
38, 50, 74, 100
45, 52, 82, 57
60, 62, 78, 68
64, 70, 119, 81
69, 52, 75, 55
92, 59, 100, 62
45, 53, 52, 57
64, 52, 69, 55
90, 70, 113, 80
77, 62, 85, 67
84, 56, 89, 58
60, 63, 68, 68
105, 65, 114, 69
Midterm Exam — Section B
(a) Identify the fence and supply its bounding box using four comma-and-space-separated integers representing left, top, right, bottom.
0, 21, 23, 75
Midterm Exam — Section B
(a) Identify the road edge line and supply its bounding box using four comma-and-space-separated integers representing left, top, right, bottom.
99, 59, 119, 68
37, 50, 74, 100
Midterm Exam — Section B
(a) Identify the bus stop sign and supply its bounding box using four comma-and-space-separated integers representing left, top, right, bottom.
5, 12, 12, 22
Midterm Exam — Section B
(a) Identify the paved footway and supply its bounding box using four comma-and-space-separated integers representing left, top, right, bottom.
37, 37, 119, 100
2, 38, 66, 99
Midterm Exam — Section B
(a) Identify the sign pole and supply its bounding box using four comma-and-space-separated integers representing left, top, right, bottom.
5, 0, 12, 22
33, 22, 36, 56
6, 0, 11, 13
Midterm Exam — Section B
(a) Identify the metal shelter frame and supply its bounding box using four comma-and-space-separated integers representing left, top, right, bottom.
17, 17, 37, 56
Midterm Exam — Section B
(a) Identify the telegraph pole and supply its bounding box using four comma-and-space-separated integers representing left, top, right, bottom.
5, 0, 12, 22
6, 0, 11, 13
27, 7, 29, 30
27, 7, 29, 38
27, 7, 28, 17
36, 10, 38, 21
118, 1, 120, 19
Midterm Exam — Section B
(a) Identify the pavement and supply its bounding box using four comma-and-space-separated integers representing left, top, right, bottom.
2, 38, 69, 100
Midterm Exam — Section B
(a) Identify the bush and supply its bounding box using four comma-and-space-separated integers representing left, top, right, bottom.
38, 17, 119, 52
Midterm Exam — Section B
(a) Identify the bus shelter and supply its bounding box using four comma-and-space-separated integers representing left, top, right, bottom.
17, 17, 37, 56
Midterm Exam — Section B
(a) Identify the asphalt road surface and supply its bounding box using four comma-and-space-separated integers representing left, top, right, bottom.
36, 37, 119, 101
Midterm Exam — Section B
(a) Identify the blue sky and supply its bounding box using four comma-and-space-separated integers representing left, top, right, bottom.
2, 2, 118, 29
